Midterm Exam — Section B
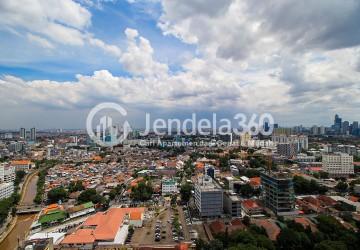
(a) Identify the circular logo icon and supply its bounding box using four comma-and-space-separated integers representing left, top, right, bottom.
86, 103, 131, 147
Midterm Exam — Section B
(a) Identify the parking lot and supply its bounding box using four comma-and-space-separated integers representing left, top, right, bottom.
131, 204, 189, 245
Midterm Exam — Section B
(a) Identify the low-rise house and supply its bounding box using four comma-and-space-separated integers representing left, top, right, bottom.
241, 199, 264, 217
294, 217, 318, 232
11, 159, 33, 172
252, 219, 281, 241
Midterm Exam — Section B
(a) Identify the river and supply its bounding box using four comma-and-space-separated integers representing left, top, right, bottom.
0, 174, 39, 250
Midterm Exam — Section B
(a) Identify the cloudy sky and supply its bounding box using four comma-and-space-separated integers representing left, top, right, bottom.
0, 0, 360, 129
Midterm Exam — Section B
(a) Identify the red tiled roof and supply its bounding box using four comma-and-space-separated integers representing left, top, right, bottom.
209, 220, 225, 235
130, 211, 142, 220
253, 219, 280, 241
61, 207, 145, 244
294, 217, 317, 232
242, 199, 260, 210
250, 177, 261, 187
348, 196, 359, 202
11, 160, 31, 165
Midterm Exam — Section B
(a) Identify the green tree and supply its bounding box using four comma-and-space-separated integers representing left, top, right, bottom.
240, 184, 255, 198
180, 183, 192, 202
219, 156, 230, 171
276, 228, 311, 250
314, 240, 347, 250
335, 181, 348, 193
78, 189, 104, 204
68, 180, 84, 193
319, 171, 329, 179
131, 181, 153, 201
47, 186, 68, 203
14, 170, 26, 186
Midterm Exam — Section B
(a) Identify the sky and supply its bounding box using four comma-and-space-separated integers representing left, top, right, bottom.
0, 0, 360, 129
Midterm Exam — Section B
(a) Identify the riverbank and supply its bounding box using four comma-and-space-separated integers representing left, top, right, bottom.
0, 170, 39, 245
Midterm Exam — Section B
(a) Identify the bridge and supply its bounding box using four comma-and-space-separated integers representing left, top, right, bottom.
16, 204, 42, 214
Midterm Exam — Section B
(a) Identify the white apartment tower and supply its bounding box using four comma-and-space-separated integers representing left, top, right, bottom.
322, 153, 354, 177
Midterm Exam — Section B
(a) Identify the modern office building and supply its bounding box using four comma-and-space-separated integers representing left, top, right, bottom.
0, 182, 14, 200
277, 143, 297, 158
223, 192, 242, 217
20, 127, 26, 139
352, 121, 359, 135
334, 114, 342, 133
195, 175, 223, 217
260, 172, 296, 216
322, 153, 354, 177
342, 121, 350, 135
30, 127, 37, 141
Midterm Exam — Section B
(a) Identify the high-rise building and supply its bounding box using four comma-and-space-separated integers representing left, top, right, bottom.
264, 122, 270, 133
260, 172, 296, 216
311, 125, 318, 135
342, 121, 350, 135
322, 153, 354, 177
223, 192, 242, 217
352, 121, 359, 136
277, 143, 297, 158
272, 135, 308, 152
30, 127, 36, 141
334, 114, 342, 133
20, 128, 26, 139
8, 142, 24, 152
273, 127, 292, 136
195, 175, 223, 217
319, 126, 325, 135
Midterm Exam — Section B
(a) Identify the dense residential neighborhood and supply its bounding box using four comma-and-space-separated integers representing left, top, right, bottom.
0, 116, 360, 249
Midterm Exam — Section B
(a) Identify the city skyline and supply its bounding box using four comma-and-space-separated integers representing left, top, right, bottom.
1, 0, 360, 128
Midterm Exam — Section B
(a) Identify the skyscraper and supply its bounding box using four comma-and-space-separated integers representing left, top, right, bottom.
20, 128, 26, 139
334, 114, 342, 133
342, 121, 350, 135
260, 172, 296, 216
30, 128, 36, 141
352, 121, 359, 136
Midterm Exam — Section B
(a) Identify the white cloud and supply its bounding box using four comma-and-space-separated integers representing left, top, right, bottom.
26, 33, 55, 49
119, 28, 168, 77
0, 0, 121, 55
1, 0, 360, 126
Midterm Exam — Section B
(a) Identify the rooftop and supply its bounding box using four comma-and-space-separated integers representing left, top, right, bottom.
61, 207, 145, 245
